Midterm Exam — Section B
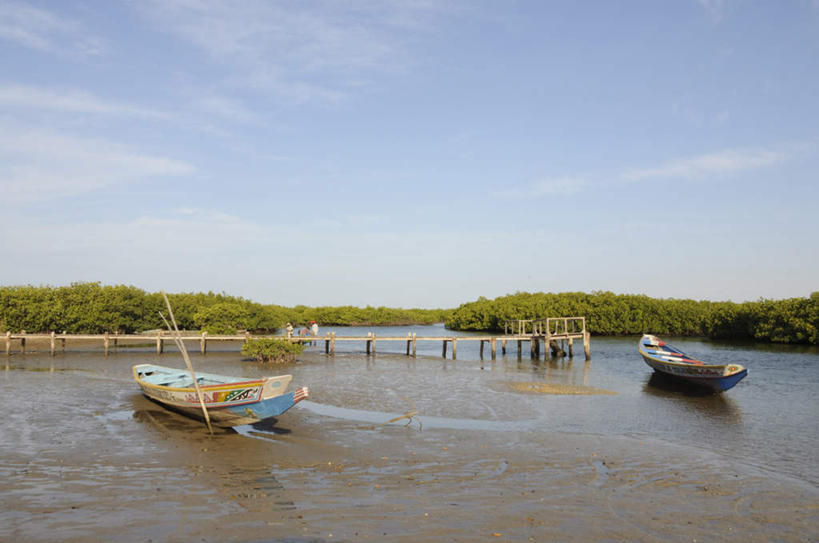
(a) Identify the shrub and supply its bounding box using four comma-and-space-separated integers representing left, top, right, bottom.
241, 338, 303, 364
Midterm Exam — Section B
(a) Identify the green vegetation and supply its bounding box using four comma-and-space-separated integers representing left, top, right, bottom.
1, 283, 815, 345
445, 291, 819, 345
0, 283, 448, 334
241, 338, 304, 363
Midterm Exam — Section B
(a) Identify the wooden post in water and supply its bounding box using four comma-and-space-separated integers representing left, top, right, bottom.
372, 333, 376, 355
114, 331, 119, 353
412, 333, 417, 357
20, 332, 25, 355
104, 332, 110, 356
442, 339, 448, 358
479, 340, 485, 359
501, 339, 507, 355
583, 331, 591, 360
406, 333, 411, 356
200, 331, 207, 354
452, 338, 457, 360
156, 332, 163, 354
491, 338, 497, 360
6, 331, 11, 355
568, 338, 574, 358
330, 332, 336, 355
50, 331, 56, 356
61, 333, 66, 353
366, 333, 372, 355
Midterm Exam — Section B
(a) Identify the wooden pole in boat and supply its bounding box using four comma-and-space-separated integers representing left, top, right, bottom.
160, 291, 213, 435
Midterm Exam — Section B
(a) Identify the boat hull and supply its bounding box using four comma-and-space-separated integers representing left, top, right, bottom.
133, 364, 308, 427
639, 353, 747, 391
638, 335, 747, 392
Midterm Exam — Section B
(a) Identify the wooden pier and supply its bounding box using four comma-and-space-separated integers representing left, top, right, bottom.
3, 317, 590, 360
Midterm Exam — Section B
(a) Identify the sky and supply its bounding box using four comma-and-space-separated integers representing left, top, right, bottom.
0, 0, 817, 308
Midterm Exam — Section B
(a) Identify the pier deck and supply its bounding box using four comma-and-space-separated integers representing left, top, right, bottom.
3, 317, 590, 360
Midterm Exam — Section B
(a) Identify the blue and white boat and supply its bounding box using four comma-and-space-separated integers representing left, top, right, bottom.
133, 364, 308, 427
638, 334, 747, 392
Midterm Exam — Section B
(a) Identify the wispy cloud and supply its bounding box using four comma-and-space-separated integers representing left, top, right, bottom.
621, 147, 789, 182
496, 176, 588, 198
0, 1, 104, 56
0, 84, 170, 119
697, 0, 725, 22
0, 125, 195, 203
193, 95, 259, 125
134, 0, 452, 102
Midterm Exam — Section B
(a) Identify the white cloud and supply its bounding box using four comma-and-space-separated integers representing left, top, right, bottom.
621, 147, 789, 182
0, 1, 104, 56
0, 126, 195, 203
0, 84, 170, 119
496, 176, 587, 198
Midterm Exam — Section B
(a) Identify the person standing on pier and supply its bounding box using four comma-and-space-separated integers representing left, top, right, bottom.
310, 321, 319, 336
285, 322, 293, 339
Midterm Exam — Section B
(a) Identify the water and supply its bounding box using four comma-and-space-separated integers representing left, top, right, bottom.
296, 326, 819, 484
1, 326, 817, 541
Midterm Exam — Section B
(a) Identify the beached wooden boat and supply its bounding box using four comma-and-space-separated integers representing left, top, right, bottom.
133, 364, 308, 427
638, 334, 747, 392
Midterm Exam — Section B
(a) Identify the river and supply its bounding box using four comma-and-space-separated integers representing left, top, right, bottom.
1, 325, 817, 541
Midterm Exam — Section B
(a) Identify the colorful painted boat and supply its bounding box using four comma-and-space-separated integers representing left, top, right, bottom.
133, 364, 308, 427
638, 334, 747, 392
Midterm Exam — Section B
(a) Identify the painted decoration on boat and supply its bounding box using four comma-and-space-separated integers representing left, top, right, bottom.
133, 364, 308, 427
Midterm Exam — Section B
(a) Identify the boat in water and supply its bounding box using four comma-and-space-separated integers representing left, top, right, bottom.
638, 334, 747, 392
133, 364, 308, 427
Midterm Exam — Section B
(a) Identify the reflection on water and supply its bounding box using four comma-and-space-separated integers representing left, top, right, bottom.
643, 374, 744, 422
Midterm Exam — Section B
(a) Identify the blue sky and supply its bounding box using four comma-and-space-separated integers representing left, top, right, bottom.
1, 0, 817, 308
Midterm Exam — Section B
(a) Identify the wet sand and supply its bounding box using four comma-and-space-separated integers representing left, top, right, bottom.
1, 348, 817, 542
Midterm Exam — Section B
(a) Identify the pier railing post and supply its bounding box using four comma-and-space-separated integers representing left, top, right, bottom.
50, 331, 56, 356
412, 333, 417, 357
491, 338, 497, 360
330, 332, 336, 355
5, 331, 11, 356
201, 331, 207, 354
104, 332, 110, 356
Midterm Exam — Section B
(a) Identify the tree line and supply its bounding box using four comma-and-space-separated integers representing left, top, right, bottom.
444, 291, 819, 345
0, 283, 448, 335
1, 284, 816, 344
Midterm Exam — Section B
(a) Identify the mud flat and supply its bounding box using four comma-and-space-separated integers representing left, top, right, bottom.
1, 343, 817, 542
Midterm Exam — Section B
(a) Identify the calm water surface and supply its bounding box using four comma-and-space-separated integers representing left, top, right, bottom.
303, 325, 819, 485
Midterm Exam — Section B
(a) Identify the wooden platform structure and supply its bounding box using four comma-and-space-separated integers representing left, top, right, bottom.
3, 317, 590, 360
